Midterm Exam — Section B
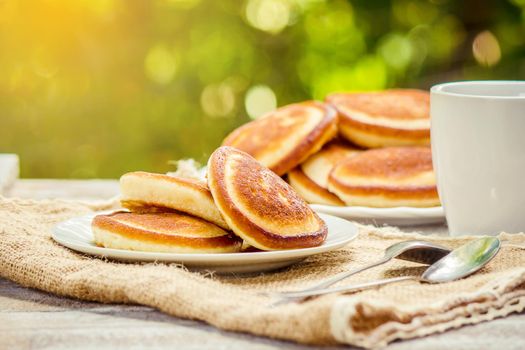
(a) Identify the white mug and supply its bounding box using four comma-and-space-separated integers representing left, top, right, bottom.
430, 81, 525, 236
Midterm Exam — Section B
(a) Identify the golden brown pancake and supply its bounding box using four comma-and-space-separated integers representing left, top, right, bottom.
288, 141, 359, 206
120, 172, 229, 230
288, 168, 344, 206
92, 211, 242, 253
222, 101, 338, 176
301, 140, 360, 189
328, 147, 440, 207
207, 146, 327, 250
326, 89, 430, 148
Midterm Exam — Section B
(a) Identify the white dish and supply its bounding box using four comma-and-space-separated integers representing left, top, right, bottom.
311, 204, 445, 226
52, 213, 358, 274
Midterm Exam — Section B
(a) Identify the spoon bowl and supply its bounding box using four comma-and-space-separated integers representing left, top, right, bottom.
422, 236, 501, 283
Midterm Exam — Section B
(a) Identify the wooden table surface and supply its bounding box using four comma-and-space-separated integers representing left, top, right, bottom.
2, 179, 524, 350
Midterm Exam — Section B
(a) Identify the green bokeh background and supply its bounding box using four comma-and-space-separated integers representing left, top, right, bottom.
1, 0, 524, 178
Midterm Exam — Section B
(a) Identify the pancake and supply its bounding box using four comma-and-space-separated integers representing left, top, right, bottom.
326, 89, 430, 148
92, 211, 242, 253
222, 101, 338, 176
207, 146, 327, 250
301, 140, 360, 188
288, 168, 344, 206
120, 172, 229, 230
328, 147, 440, 207
288, 141, 359, 206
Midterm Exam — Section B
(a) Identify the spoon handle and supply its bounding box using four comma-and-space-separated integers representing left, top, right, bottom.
281, 257, 391, 294
278, 276, 415, 299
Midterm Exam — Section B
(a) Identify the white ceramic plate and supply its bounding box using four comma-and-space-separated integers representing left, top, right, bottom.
311, 204, 445, 226
52, 213, 358, 274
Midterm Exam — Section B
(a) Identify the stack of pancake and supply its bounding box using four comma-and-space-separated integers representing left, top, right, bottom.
222, 89, 440, 208
92, 147, 327, 254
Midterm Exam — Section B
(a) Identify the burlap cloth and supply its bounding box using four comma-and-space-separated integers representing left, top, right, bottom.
1, 197, 524, 348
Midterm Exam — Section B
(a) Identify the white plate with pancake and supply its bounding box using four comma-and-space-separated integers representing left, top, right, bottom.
52, 212, 358, 274
311, 204, 444, 226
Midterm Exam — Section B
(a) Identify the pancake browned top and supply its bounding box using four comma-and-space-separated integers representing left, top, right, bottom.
93, 211, 242, 248
208, 146, 327, 250
328, 147, 438, 207
101, 212, 226, 238
329, 147, 436, 192
334, 147, 432, 179
327, 89, 429, 122
222, 101, 337, 176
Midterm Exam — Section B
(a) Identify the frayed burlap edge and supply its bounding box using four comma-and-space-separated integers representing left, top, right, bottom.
331, 268, 525, 348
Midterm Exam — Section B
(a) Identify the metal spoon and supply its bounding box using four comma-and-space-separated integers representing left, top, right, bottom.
279, 237, 500, 299
280, 240, 451, 295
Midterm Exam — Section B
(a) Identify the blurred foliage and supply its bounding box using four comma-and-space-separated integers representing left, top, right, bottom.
1, 0, 524, 178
